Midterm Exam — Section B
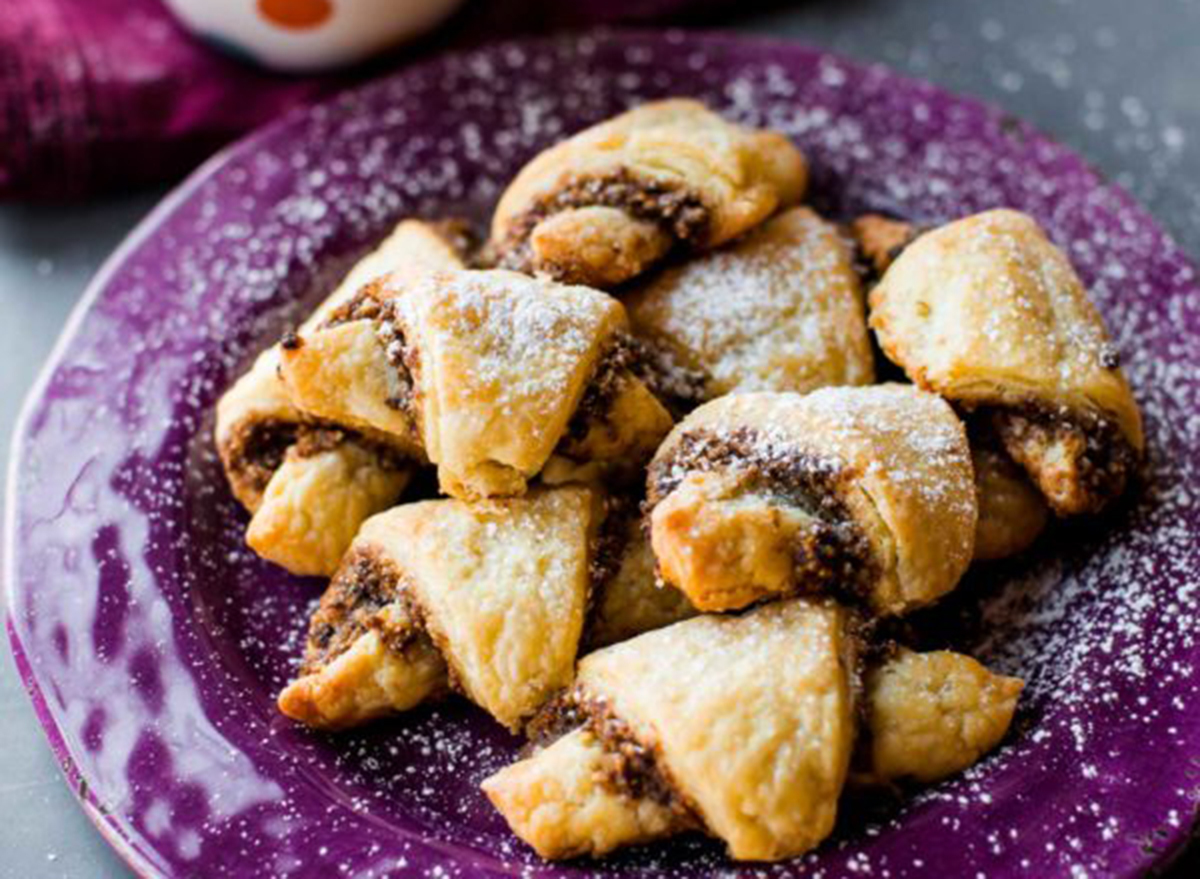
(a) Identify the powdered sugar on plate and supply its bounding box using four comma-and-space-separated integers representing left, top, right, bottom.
7, 31, 1200, 879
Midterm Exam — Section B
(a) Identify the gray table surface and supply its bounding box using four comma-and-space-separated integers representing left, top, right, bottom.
2, 1, 1197, 876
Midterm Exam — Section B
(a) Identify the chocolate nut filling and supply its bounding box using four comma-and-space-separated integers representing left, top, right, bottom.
292, 425, 409, 471
221, 416, 408, 511
629, 335, 710, 417
848, 214, 924, 286
647, 428, 879, 604
303, 545, 428, 675
317, 283, 420, 417
320, 282, 387, 329
991, 403, 1139, 516
220, 417, 300, 502
528, 687, 699, 823
490, 168, 711, 273
563, 333, 641, 444
374, 300, 420, 415
577, 493, 641, 652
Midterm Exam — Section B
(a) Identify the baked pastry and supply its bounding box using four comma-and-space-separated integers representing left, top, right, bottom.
216, 378, 409, 577
869, 209, 1143, 516
971, 437, 1050, 560
278, 486, 600, 731
626, 206, 875, 412
483, 598, 858, 861
857, 648, 1023, 784
849, 213, 921, 279
487, 99, 808, 288
483, 630, 1021, 861
586, 501, 698, 649
646, 385, 976, 615
213, 218, 470, 575
279, 268, 673, 499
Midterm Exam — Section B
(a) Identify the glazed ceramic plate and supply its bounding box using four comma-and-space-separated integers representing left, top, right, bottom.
7, 31, 1200, 879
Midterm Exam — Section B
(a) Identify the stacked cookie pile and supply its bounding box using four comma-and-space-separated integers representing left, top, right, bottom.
215, 100, 1142, 863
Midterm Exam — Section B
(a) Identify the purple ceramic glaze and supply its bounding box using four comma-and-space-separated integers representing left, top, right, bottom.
6, 30, 1200, 879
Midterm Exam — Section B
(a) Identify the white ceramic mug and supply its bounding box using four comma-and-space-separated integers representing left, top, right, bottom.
163, 0, 465, 72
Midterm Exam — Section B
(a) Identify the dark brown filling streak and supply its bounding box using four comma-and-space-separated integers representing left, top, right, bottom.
319, 284, 421, 419
223, 416, 408, 504
527, 687, 699, 825
562, 334, 641, 446
302, 545, 435, 677
488, 168, 712, 273
645, 427, 879, 606
846, 216, 924, 289
222, 417, 300, 500
627, 335, 711, 418
578, 491, 640, 648
988, 401, 1139, 511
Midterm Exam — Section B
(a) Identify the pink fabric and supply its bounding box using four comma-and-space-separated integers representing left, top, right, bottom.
0, 0, 734, 200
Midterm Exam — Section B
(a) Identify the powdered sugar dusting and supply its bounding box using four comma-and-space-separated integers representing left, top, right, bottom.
8, 32, 1200, 879
628, 206, 874, 396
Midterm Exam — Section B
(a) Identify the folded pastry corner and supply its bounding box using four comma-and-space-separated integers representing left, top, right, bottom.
869, 208, 1143, 516
849, 213, 921, 279
484, 598, 858, 862
971, 438, 1050, 561
214, 218, 475, 575
858, 648, 1023, 785
214, 350, 411, 576
215, 348, 302, 512
481, 727, 684, 860
586, 498, 698, 649
646, 385, 977, 616
278, 485, 602, 732
245, 429, 411, 577
487, 99, 808, 288
626, 205, 875, 410
280, 268, 672, 500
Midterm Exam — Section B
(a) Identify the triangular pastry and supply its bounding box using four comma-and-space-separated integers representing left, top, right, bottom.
214, 218, 468, 574
278, 486, 601, 731
484, 598, 858, 861
869, 209, 1143, 515
484, 630, 1022, 861
487, 99, 808, 288
280, 268, 672, 499
626, 206, 874, 412
646, 385, 977, 615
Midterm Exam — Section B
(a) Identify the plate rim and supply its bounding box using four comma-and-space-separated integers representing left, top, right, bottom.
5, 26, 1198, 879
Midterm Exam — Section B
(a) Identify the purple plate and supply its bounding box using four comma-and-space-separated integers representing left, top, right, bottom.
6, 30, 1200, 879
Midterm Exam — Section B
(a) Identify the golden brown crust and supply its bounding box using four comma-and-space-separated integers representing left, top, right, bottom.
530, 206, 673, 288
279, 487, 601, 732
214, 218, 474, 572
971, 438, 1050, 560
215, 350, 303, 511
481, 729, 684, 859
215, 351, 413, 576
586, 509, 698, 649
282, 269, 671, 500
849, 213, 920, 277
497, 599, 858, 862
868, 209, 1143, 515
858, 649, 1023, 784
488, 99, 807, 287
277, 545, 448, 730
646, 386, 977, 616
246, 437, 411, 577
992, 406, 1137, 516
626, 207, 875, 405
649, 463, 870, 613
